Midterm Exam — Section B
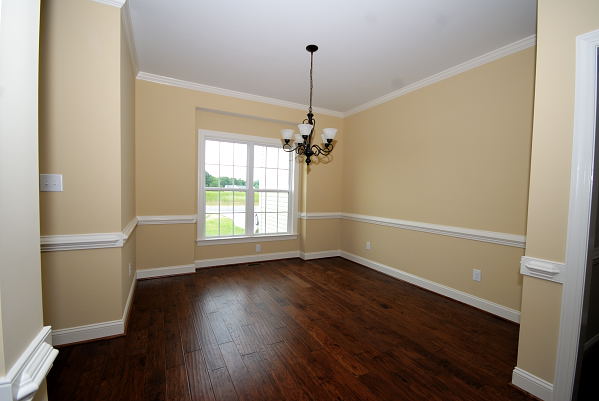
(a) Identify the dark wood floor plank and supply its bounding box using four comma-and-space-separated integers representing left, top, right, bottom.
48, 257, 535, 401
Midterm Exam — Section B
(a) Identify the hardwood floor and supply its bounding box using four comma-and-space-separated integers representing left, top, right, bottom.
47, 257, 534, 401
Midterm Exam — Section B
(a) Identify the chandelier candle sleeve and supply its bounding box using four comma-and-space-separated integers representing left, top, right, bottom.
280, 44, 339, 165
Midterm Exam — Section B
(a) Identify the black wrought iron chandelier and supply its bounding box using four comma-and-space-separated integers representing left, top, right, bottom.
280, 44, 337, 165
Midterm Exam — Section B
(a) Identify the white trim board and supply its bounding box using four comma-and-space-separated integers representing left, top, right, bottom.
299, 212, 526, 248
90, 0, 126, 8
41, 217, 138, 252
553, 28, 599, 401
52, 277, 136, 346
195, 251, 301, 269
340, 251, 520, 323
0, 326, 58, 401
137, 215, 197, 225
512, 367, 553, 401
136, 264, 196, 279
344, 35, 536, 116
300, 250, 341, 260
136, 72, 344, 118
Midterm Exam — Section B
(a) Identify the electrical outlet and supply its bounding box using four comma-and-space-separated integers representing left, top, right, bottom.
472, 269, 481, 282
365, 241, 372, 250
128, 263, 132, 277
256, 244, 261, 253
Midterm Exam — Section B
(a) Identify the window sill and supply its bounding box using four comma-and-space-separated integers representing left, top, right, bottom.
196, 233, 298, 246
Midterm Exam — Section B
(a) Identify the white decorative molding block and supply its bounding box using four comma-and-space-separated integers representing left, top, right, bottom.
136, 72, 344, 118
340, 251, 520, 323
0, 327, 58, 401
512, 367, 553, 401
136, 264, 196, 279
137, 215, 198, 225
520, 256, 565, 283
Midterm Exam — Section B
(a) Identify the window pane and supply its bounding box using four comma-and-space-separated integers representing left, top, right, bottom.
205, 214, 219, 237
205, 141, 219, 164
265, 168, 277, 189
220, 191, 233, 214
278, 213, 288, 232
205, 164, 220, 187
220, 214, 234, 236
220, 142, 234, 166
234, 143, 247, 166
233, 166, 247, 188
233, 213, 246, 235
220, 165, 233, 188
233, 192, 246, 212
254, 212, 265, 233
205, 191, 219, 213
254, 192, 265, 212
265, 213, 277, 233
278, 193, 288, 212
253, 167, 265, 189
278, 149, 289, 169
265, 192, 277, 212
266, 146, 279, 168
254, 145, 266, 168
277, 169, 289, 190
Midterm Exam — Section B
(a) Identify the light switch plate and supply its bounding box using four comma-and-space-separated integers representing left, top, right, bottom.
40, 174, 63, 192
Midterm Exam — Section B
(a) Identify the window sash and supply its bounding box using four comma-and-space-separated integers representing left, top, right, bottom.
198, 130, 295, 241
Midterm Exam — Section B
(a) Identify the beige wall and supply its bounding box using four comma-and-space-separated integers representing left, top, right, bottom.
39, 0, 122, 235
39, 0, 137, 331
0, 0, 45, 379
135, 79, 344, 269
516, 0, 599, 383
340, 47, 535, 312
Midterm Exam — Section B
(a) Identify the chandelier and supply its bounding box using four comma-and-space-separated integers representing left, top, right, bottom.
280, 44, 337, 165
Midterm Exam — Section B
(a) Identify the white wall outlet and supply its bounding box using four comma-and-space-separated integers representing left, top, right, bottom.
128, 263, 132, 277
365, 241, 372, 250
472, 269, 481, 282
39, 174, 63, 192
256, 244, 261, 253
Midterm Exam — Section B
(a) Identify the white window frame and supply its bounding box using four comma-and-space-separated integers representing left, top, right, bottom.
196, 129, 299, 245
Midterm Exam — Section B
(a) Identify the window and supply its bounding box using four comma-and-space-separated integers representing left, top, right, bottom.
197, 130, 298, 244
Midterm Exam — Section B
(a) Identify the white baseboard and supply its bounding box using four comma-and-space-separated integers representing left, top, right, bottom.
0, 326, 58, 401
300, 250, 341, 260
340, 251, 521, 323
512, 367, 553, 401
195, 251, 300, 268
52, 278, 137, 346
136, 264, 196, 279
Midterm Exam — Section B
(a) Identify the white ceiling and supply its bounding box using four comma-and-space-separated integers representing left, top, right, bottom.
128, 0, 537, 114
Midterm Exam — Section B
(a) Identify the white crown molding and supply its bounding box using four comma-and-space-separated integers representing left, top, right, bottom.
137, 215, 197, 225
40, 217, 138, 252
511, 367, 553, 401
342, 213, 526, 248
195, 251, 300, 269
520, 256, 565, 283
121, 1, 138, 72
136, 71, 345, 118
136, 264, 196, 279
340, 251, 520, 322
90, 0, 126, 8
344, 35, 537, 116
0, 327, 58, 401
52, 277, 135, 346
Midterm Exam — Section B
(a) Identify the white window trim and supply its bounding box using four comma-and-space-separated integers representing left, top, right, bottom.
196, 129, 299, 245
